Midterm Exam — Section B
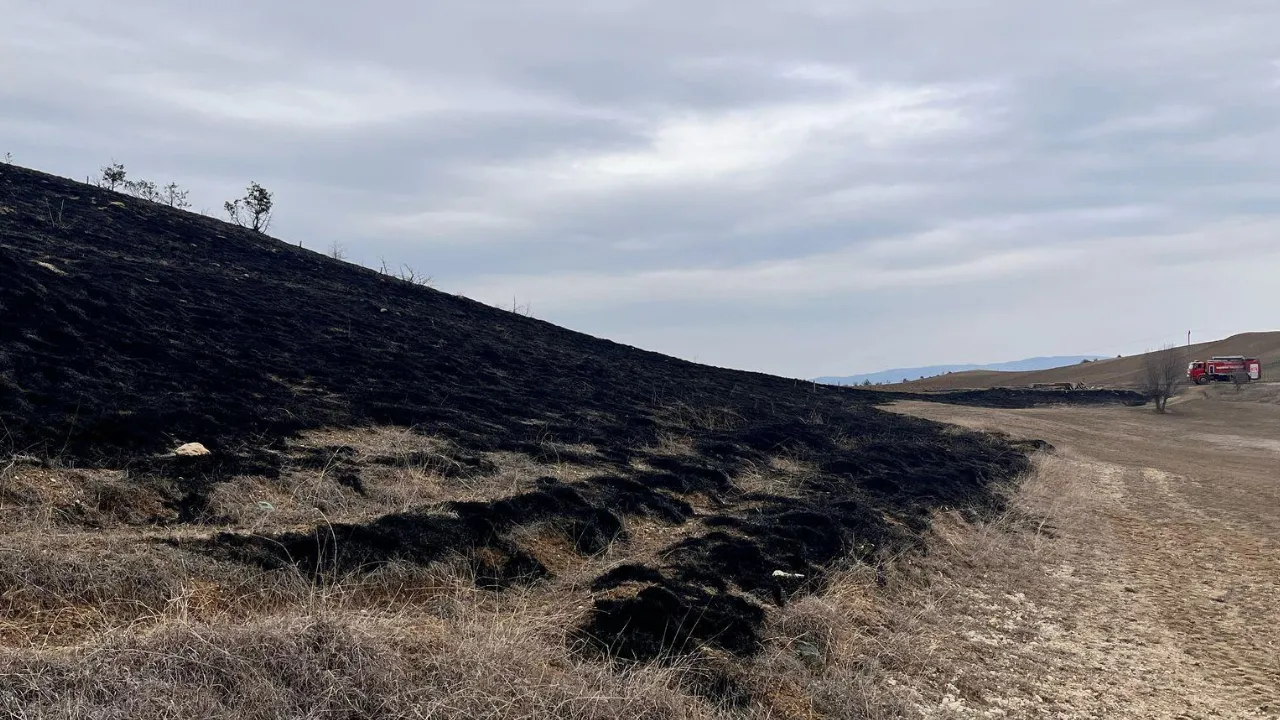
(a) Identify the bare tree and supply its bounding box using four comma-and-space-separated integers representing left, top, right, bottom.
161, 182, 191, 209
224, 182, 274, 232
41, 198, 67, 229
328, 241, 348, 260
1141, 344, 1183, 413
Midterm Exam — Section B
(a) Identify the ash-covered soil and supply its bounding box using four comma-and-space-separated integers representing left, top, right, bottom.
0, 164, 1138, 659
881, 387, 1146, 409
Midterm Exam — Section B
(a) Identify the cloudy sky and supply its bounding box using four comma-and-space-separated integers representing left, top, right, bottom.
4, 1, 1279, 378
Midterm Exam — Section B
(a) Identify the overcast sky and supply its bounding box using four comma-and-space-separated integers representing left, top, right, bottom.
4, 2, 1279, 378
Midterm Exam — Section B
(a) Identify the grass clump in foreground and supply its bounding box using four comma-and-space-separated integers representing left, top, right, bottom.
0, 447, 1080, 720
0, 459, 1071, 720
0, 564, 701, 720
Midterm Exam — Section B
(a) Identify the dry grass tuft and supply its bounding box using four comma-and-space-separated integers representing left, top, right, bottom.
657, 404, 746, 433
0, 582, 712, 720
729, 454, 815, 498
0, 464, 170, 529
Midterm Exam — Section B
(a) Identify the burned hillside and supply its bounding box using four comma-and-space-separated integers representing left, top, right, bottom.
0, 164, 1125, 660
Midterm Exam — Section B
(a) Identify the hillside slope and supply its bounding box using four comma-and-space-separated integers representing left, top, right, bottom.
0, 163, 1042, 655
893, 333, 1280, 391
815, 355, 1103, 386
0, 163, 1136, 713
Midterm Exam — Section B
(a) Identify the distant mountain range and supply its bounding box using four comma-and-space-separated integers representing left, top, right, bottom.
814, 356, 1106, 386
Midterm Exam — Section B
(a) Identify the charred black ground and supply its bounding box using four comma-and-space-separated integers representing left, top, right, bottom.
1, 164, 1140, 659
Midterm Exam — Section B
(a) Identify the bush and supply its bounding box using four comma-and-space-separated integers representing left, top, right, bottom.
225, 182, 274, 233
92, 162, 192, 209
98, 162, 127, 190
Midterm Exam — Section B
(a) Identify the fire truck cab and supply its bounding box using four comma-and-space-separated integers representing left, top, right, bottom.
1187, 356, 1262, 385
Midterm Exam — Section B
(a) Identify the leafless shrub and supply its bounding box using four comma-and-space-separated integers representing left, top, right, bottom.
396, 264, 434, 287
41, 198, 67, 229
3, 152, 11, 164
1231, 372, 1250, 393
161, 182, 191, 208
1141, 344, 1183, 412
508, 296, 533, 316
328, 240, 348, 260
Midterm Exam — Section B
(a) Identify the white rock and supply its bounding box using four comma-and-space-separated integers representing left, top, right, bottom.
174, 442, 211, 457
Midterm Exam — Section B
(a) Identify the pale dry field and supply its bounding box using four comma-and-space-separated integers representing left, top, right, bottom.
888, 383, 1280, 718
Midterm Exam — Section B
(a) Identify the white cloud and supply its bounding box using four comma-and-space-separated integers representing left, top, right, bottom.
1078, 105, 1210, 137
372, 209, 530, 238
424, 77, 997, 236
6, 0, 1280, 376
573, 83, 984, 179
107, 65, 615, 131
454, 215, 1280, 310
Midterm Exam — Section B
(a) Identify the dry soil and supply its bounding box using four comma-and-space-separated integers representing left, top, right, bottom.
888, 383, 1280, 718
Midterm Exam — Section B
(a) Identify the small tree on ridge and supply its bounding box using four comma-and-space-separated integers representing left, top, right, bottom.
161, 182, 191, 209
224, 182, 273, 232
99, 162, 127, 190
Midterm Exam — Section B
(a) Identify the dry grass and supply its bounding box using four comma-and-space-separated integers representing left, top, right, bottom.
142, 428, 609, 532
0, 562, 714, 720
0, 432, 1089, 719
729, 455, 815, 498
731, 450, 1087, 719
656, 404, 747, 433
1, 612, 707, 719
0, 462, 170, 530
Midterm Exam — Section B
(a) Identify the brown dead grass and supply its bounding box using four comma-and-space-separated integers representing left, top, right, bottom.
725, 451, 1075, 720
1, 609, 705, 719
190, 428, 609, 531
0, 427, 1093, 719
0, 463, 171, 529
730, 455, 815, 498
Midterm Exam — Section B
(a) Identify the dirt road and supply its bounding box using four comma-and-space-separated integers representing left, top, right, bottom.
890, 386, 1280, 718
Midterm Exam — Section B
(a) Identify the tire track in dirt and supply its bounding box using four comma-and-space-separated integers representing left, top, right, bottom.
888, 400, 1280, 718
1116, 467, 1280, 709
1085, 463, 1280, 715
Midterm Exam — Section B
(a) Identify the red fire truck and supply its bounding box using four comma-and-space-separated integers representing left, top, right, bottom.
1186, 356, 1262, 385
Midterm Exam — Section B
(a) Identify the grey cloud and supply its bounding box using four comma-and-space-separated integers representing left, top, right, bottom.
4, 1, 1280, 376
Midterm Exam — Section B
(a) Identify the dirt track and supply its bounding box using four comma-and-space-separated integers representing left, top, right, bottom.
891, 386, 1280, 718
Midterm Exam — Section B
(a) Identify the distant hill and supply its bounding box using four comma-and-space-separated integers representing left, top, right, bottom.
815, 356, 1104, 386
888, 333, 1280, 391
